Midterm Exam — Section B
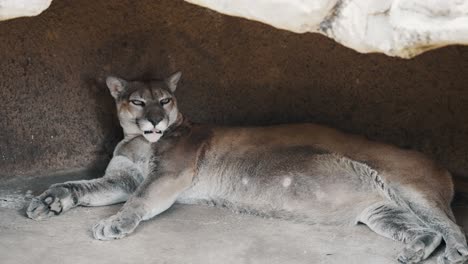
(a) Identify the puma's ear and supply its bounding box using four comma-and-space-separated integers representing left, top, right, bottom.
106, 76, 127, 99
165, 71, 182, 92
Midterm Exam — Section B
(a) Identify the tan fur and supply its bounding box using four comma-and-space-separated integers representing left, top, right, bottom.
27, 73, 467, 264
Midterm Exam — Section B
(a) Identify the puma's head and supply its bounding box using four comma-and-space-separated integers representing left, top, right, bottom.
106, 72, 182, 143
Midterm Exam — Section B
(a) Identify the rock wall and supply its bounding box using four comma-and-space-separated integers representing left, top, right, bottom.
1, 0, 468, 179
0, 0, 52, 21
186, 0, 468, 58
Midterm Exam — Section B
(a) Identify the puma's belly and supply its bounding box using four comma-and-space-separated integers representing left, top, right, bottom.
177, 147, 382, 222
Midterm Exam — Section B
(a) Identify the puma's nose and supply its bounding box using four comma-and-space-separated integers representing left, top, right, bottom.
147, 117, 162, 127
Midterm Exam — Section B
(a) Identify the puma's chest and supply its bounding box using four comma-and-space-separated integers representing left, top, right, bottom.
114, 136, 154, 176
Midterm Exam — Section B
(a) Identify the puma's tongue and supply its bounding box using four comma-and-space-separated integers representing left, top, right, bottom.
143, 129, 162, 143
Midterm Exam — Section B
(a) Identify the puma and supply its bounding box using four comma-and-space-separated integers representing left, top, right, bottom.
27, 72, 468, 263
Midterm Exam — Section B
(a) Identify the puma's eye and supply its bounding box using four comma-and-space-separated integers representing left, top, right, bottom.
160, 98, 171, 105
130, 100, 145, 106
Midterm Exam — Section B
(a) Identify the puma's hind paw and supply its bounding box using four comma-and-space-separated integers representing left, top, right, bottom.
438, 244, 468, 264
398, 246, 425, 264
92, 213, 140, 240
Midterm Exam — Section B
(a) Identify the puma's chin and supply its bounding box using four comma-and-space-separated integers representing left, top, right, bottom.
142, 129, 163, 143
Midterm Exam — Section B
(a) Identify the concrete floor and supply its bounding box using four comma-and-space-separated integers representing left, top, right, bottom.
1, 171, 468, 264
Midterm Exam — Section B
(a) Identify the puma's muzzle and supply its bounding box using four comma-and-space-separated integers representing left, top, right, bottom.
139, 118, 169, 142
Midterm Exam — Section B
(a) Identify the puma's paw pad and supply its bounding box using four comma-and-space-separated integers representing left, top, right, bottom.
438, 244, 468, 264
26, 187, 70, 220
92, 214, 139, 241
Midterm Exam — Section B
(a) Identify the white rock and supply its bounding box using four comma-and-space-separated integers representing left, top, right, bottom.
0, 0, 52, 21
186, 0, 468, 58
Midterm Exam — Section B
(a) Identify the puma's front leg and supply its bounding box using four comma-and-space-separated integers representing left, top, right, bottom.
27, 156, 143, 220
92, 171, 193, 240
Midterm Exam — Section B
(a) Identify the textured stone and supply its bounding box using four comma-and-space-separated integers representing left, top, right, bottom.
186, 0, 468, 58
0, 0, 52, 21
1, 0, 468, 179
3, 1, 467, 58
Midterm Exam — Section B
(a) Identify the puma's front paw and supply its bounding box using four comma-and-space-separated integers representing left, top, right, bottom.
92, 213, 141, 240
26, 184, 74, 220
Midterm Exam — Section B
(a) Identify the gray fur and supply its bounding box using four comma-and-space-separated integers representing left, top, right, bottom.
27, 73, 468, 264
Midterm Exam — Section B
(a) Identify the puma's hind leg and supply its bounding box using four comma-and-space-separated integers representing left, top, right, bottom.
388, 183, 468, 264
27, 156, 144, 220
358, 202, 442, 263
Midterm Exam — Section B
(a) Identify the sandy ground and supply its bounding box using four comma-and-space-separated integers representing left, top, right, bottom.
1, 172, 467, 264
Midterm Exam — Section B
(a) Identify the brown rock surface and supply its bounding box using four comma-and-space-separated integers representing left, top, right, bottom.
1, 0, 468, 178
